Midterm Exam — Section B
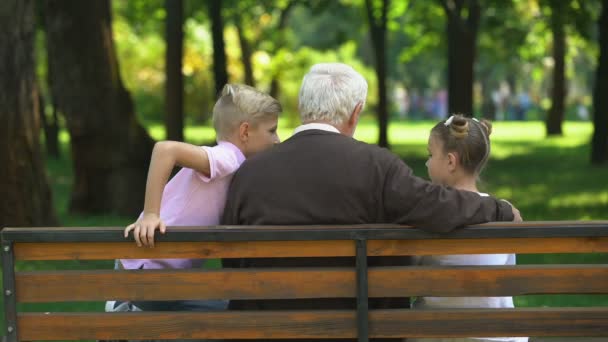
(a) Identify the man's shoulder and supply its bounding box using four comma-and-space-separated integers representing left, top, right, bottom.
237, 131, 400, 173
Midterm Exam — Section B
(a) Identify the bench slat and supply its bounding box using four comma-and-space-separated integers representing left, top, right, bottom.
18, 308, 608, 340
16, 265, 608, 302
5, 222, 608, 243
13, 236, 608, 260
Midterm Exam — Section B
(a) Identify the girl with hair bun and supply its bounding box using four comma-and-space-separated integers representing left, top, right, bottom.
410, 114, 528, 342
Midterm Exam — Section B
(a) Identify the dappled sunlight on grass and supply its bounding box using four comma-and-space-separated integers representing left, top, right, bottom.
548, 192, 608, 209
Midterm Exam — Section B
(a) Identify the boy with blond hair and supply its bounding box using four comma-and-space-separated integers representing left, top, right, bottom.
107, 84, 281, 312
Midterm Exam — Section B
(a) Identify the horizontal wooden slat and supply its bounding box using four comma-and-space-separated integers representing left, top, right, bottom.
5, 221, 608, 243
369, 236, 608, 256
13, 240, 355, 260
18, 308, 608, 340
13, 236, 608, 260
16, 265, 608, 302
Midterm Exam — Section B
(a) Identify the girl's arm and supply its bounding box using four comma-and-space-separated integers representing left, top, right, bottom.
125, 141, 210, 247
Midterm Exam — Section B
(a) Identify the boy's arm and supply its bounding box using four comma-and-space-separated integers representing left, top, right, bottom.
125, 141, 210, 247
142, 141, 210, 215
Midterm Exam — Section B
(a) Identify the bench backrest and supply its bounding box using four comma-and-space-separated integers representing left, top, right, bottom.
2, 221, 608, 341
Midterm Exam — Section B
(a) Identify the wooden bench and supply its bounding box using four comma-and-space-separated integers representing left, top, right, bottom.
2, 221, 608, 341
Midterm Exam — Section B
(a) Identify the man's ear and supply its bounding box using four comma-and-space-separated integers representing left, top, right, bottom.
349, 102, 363, 126
447, 152, 458, 172
238, 122, 250, 143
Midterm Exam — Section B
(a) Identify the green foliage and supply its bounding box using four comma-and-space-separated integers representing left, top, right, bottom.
392, 1, 446, 89
288, 3, 365, 50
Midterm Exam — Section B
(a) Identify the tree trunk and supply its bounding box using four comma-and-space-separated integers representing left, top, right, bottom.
38, 91, 60, 158
546, 0, 566, 136
591, 0, 608, 164
0, 0, 57, 228
236, 16, 255, 87
480, 85, 496, 120
208, 0, 228, 96
479, 68, 496, 120
44, 0, 154, 216
165, 0, 184, 141
269, 1, 297, 99
366, 0, 390, 148
442, 0, 480, 117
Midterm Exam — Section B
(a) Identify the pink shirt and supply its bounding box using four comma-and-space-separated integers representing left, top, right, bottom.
120, 141, 245, 270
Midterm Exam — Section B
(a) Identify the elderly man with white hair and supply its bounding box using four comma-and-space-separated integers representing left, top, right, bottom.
221, 63, 519, 341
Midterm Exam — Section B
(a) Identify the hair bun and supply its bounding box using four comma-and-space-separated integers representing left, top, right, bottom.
448, 114, 469, 139
480, 119, 493, 136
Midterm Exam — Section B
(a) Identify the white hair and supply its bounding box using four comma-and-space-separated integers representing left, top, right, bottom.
298, 63, 368, 126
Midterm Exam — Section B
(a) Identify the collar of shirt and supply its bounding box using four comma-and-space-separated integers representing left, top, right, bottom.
293, 122, 340, 135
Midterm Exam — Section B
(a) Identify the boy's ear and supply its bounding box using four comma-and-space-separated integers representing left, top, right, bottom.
238, 122, 250, 143
447, 152, 458, 172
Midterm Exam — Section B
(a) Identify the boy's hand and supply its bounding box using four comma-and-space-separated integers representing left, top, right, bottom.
124, 213, 167, 248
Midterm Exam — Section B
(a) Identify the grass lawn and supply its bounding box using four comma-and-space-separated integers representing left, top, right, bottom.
1, 119, 607, 330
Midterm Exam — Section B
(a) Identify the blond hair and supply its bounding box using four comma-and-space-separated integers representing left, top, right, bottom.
212, 84, 282, 140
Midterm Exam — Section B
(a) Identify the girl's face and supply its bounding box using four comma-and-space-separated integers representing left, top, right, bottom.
425, 135, 452, 186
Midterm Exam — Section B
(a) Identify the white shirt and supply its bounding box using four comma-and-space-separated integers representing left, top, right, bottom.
411, 193, 528, 342
293, 123, 340, 135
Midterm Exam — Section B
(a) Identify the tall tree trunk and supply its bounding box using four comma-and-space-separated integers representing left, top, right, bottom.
366, 0, 390, 148
44, 0, 154, 216
0, 0, 57, 228
38, 91, 60, 158
479, 65, 496, 120
165, 0, 184, 141
480, 84, 496, 120
269, 1, 297, 99
441, 0, 480, 117
591, 0, 608, 164
236, 15, 255, 87
209, 0, 228, 96
38, 7, 61, 159
546, 0, 566, 136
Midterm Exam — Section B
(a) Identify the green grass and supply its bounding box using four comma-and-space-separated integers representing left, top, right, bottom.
1, 120, 607, 331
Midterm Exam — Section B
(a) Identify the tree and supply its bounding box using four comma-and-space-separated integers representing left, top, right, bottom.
0, 0, 57, 228
591, 0, 608, 164
38, 91, 60, 158
234, 13, 256, 87
223, 0, 262, 87
545, 0, 567, 135
440, 0, 480, 117
208, 0, 228, 96
365, 0, 390, 148
36, 5, 61, 158
477, 1, 530, 120
540, 0, 597, 135
44, 0, 154, 216
165, 0, 184, 141
268, 0, 298, 99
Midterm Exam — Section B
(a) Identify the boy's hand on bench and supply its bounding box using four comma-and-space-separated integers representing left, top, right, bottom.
124, 213, 167, 247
